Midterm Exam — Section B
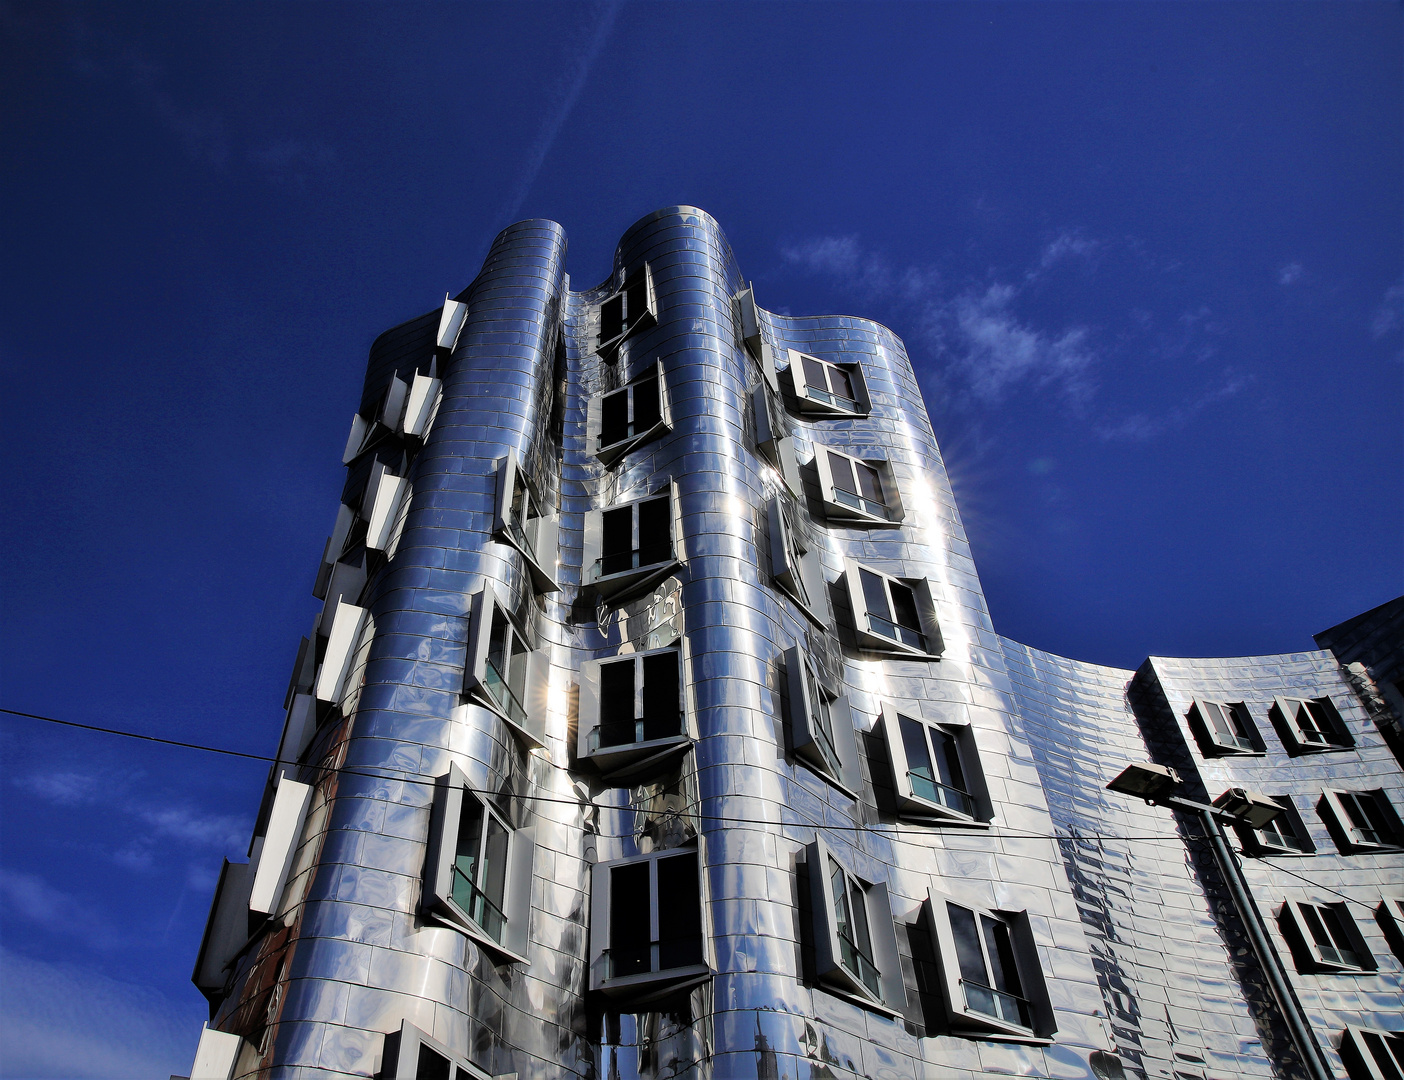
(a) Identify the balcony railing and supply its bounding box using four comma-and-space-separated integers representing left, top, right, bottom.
1216, 731, 1255, 752
504, 514, 538, 562
866, 611, 926, 651
597, 547, 670, 579
806, 383, 858, 412
1318, 943, 1361, 969
837, 932, 881, 999
832, 487, 887, 519
483, 659, 529, 728
605, 934, 704, 980
451, 867, 506, 945
962, 979, 1032, 1029
908, 772, 975, 817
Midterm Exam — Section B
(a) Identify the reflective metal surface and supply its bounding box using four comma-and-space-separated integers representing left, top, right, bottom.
192, 209, 1402, 1080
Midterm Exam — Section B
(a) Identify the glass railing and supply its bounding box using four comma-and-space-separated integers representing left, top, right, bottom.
1258, 827, 1308, 852
483, 659, 529, 728
838, 933, 881, 999
833, 487, 887, 519
591, 718, 645, 752
962, 980, 1032, 1028
504, 515, 538, 561
1217, 731, 1255, 752
599, 421, 652, 451
1319, 943, 1360, 968
866, 612, 926, 651
451, 866, 506, 944
908, 772, 974, 817
596, 548, 669, 579
806, 384, 858, 411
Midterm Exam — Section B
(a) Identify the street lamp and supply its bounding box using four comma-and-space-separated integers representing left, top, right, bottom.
1106, 764, 1332, 1080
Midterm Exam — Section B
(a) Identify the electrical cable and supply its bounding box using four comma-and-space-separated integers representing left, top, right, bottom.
0, 705, 1207, 842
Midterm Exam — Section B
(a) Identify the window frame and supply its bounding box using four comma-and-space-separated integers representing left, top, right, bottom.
785, 349, 870, 418
401, 372, 443, 439
577, 644, 693, 782
736, 284, 778, 392
248, 774, 313, 918
1235, 795, 1315, 856
591, 359, 673, 467
463, 587, 545, 749
1279, 900, 1375, 973
1320, 788, 1404, 852
589, 844, 711, 1001
1341, 1026, 1404, 1080
768, 496, 829, 628
437, 295, 469, 354
805, 837, 905, 1014
597, 263, 658, 358
492, 450, 559, 593
1270, 696, 1354, 754
926, 889, 1056, 1040
1186, 699, 1262, 757
785, 645, 860, 795
879, 702, 991, 826
813, 446, 904, 527
381, 1019, 492, 1080
192, 859, 253, 1002
1375, 896, 1404, 963
422, 762, 535, 965
841, 560, 943, 659
752, 385, 801, 496
583, 482, 684, 602
314, 600, 369, 704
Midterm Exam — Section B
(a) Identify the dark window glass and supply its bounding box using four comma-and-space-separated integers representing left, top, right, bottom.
625, 276, 649, 327
1363, 1032, 1404, 1080
828, 364, 855, 402
859, 569, 890, 621
642, 652, 681, 742
1301, 904, 1359, 967
888, 580, 922, 634
601, 506, 634, 576
1341, 792, 1395, 845
601, 388, 629, 447
829, 452, 858, 495
948, 904, 987, 986
637, 496, 672, 566
983, 917, 1023, 998
416, 1044, 451, 1080
610, 861, 652, 977
855, 461, 884, 505
802, 356, 829, 394
598, 660, 636, 748
656, 852, 703, 970
633, 376, 662, 431
601, 295, 624, 343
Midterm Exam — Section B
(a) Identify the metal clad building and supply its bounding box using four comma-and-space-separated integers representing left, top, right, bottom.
187, 209, 1404, 1080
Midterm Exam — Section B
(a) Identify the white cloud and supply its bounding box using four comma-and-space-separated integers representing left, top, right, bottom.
1032, 231, 1099, 277
780, 235, 862, 277
0, 946, 201, 1079
0, 869, 124, 951
1372, 279, 1403, 339
1277, 261, 1304, 286
15, 772, 99, 806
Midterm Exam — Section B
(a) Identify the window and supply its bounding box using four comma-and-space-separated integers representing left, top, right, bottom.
814, 447, 903, 526
589, 847, 709, 1000
401, 372, 442, 439
927, 891, 1054, 1039
248, 774, 313, 917
768, 496, 828, 626
365, 469, 410, 553
188, 1026, 246, 1080
423, 763, 534, 963
786, 350, 869, 418
1320, 789, 1404, 851
492, 450, 559, 593
752, 386, 801, 496
578, 647, 691, 780
805, 837, 904, 1012
381, 1020, 491, 1080
193, 859, 253, 1002
1375, 896, 1404, 963
1342, 1026, 1404, 1080
314, 600, 368, 704
437, 295, 469, 353
463, 588, 544, 748
1280, 901, 1373, 972
841, 560, 943, 659
879, 703, 988, 824
598, 263, 657, 356
735, 284, 778, 391
785, 645, 860, 793
1271, 696, 1354, 754
583, 483, 683, 601
593, 360, 672, 466
1186, 699, 1260, 756
1236, 796, 1314, 856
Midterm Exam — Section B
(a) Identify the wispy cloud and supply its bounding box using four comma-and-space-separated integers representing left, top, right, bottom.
1277, 261, 1304, 286
0, 946, 200, 1079
0, 869, 125, 950
1372, 278, 1403, 340
499, 0, 621, 224
1096, 372, 1252, 442
15, 770, 99, 806
1030, 231, 1100, 279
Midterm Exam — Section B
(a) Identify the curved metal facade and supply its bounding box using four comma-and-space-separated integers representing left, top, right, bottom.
189, 209, 1403, 1080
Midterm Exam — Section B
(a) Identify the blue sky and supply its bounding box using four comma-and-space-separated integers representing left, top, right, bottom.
1, 2, 1399, 1075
